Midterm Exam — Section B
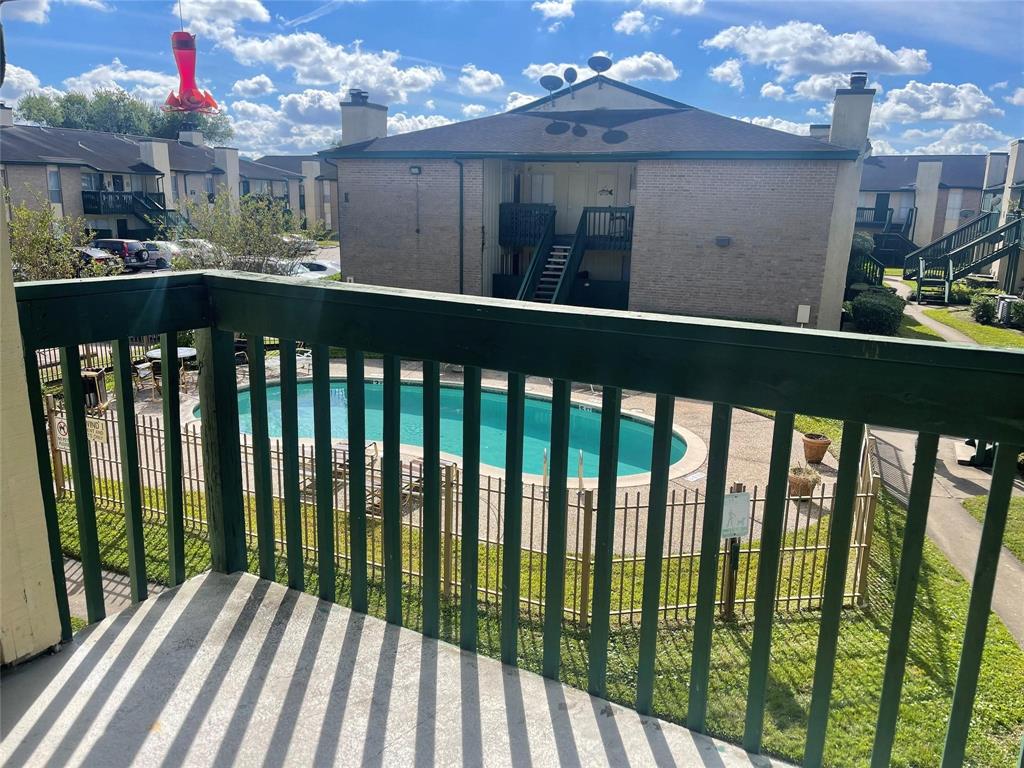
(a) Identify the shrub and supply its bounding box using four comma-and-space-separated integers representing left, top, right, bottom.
1008, 300, 1024, 330
949, 280, 973, 305
970, 294, 998, 325
852, 290, 905, 335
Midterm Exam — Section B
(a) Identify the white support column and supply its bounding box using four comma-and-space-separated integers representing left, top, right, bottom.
912, 162, 943, 244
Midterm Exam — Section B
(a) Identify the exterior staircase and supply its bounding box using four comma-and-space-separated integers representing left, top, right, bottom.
132, 193, 191, 237
527, 242, 571, 302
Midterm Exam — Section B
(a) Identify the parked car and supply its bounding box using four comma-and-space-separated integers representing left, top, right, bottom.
280, 234, 318, 254
297, 259, 341, 280
140, 241, 181, 271
75, 246, 118, 267
89, 239, 149, 271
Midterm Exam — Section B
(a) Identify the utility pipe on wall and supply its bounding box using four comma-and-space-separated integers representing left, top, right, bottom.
454, 159, 464, 294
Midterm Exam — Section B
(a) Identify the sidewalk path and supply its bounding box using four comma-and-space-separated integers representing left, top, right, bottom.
884, 276, 975, 344
870, 427, 1024, 647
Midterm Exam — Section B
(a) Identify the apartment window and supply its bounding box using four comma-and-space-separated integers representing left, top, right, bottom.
531, 173, 554, 204
857, 191, 874, 208
204, 175, 215, 194
81, 172, 104, 191
272, 180, 286, 198
47, 168, 63, 204
944, 189, 965, 232
169, 173, 179, 202
299, 185, 306, 212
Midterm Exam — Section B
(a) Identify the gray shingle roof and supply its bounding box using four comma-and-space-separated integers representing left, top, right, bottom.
860, 154, 987, 191
324, 105, 855, 160
0, 124, 300, 180
255, 154, 338, 180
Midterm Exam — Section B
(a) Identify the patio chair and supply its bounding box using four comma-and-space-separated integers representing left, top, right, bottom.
132, 362, 161, 399
296, 345, 313, 376
234, 351, 250, 382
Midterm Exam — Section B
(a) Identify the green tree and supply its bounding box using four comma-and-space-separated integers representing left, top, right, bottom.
14, 89, 233, 143
171, 188, 301, 274
6, 192, 121, 282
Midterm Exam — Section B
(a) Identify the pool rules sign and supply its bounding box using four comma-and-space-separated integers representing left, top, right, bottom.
721, 491, 751, 539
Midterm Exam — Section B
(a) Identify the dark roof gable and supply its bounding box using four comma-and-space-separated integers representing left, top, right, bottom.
860, 154, 987, 191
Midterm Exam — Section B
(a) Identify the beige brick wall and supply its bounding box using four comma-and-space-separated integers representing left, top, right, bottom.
59, 166, 84, 218
336, 159, 484, 294
2, 164, 49, 209
629, 159, 840, 326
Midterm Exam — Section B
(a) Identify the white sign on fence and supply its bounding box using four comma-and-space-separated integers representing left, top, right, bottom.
721, 491, 751, 539
54, 416, 108, 450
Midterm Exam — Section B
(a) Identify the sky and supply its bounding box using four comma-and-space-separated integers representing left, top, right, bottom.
1, 0, 1022, 158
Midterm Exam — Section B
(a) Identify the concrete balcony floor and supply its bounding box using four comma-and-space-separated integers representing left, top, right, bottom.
1, 572, 786, 767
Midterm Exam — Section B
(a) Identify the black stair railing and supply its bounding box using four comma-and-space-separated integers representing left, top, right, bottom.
515, 210, 556, 301
903, 210, 1000, 279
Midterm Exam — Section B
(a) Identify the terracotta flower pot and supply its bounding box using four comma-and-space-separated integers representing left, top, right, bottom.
788, 468, 820, 498
802, 433, 832, 464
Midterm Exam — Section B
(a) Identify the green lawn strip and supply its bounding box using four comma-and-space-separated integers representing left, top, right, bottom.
884, 268, 903, 277
962, 495, 1024, 564
897, 314, 946, 342
922, 308, 1024, 349
746, 408, 843, 457
58, 482, 1024, 766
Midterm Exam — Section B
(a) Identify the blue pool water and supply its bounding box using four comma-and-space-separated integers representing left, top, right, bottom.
228, 381, 686, 478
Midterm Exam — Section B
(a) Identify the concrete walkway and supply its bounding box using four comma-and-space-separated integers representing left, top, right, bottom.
2, 572, 787, 767
871, 427, 1024, 647
63, 558, 165, 621
884, 276, 975, 343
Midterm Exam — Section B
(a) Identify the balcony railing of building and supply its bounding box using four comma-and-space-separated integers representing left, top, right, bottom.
81, 190, 166, 216
14, 271, 1024, 768
498, 203, 556, 248
855, 206, 892, 228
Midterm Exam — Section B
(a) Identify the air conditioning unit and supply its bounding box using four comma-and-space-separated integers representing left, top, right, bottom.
997, 295, 1020, 324
959, 209, 976, 219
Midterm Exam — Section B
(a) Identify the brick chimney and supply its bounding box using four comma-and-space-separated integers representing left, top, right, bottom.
340, 89, 388, 146
0, 103, 13, 128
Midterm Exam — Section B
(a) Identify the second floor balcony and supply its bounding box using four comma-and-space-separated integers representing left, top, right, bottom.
81, 190, 167, 216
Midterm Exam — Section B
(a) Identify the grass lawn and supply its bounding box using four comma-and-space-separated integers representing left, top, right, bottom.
922, 307, 1024, 349
747, 409, 843, 457
962, 495, 1024, 564
884, 268, 903, 277
57, 481, 1024, 766
897, 314, 946, 342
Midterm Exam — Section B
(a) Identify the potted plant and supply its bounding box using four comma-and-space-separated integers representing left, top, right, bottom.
802, 433, 832, 464
788, 465, 821, 498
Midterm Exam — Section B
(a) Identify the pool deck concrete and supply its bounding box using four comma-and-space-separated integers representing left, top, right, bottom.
2, 571, 788, 768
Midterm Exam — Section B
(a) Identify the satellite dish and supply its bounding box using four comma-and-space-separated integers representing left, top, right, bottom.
588, 55, 612, 74
540, 75, 563, 93
563, 67, 578, 84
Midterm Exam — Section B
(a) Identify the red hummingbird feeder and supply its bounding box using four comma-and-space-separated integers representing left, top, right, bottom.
163, 30, 218, 113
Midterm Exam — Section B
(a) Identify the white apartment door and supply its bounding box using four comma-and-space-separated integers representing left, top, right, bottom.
563, 171, 588, 233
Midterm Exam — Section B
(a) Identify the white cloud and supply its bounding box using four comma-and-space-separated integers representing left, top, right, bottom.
870, 138, 898, 154
614, 10, 657, 36
640, 0, 703, 15
62, 59, 178, 104
388, 113, 455, 134
278, 89, 341, 125
708, 59, 743, 91
424, 99, 436, 111
217, 33, 444, 103
734, 115, 809, 135
1006, 87, 1024, 107
792, 72, 882, 101
226, 96, 342, 156
531, 0, 573, 20
907, 122, 1011, 154
2, 0, 111, 23
990, 81, 1009, 91
872, 81, 1004, 127
0, 64, 63, 105
458, 64, 504, 96
231, 74, 276, 96
523, 52, 678, 83
461, 104, 488, 118
181, 0, 269, 36
760, 82, 785, 100
703, 21, 929, 80
504, 91, 539, 111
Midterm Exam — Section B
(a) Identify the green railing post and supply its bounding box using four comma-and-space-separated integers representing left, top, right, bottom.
542, 379, 571, 679
196, 328, 246, 574
743, 411, 795, 753
312, 344, 335, 602
501, 371, 526, 665
871, 432, 939, 767
60, 346, 105, 624
279, 339, 304, 589
636, 393, 675, 715
461, 366, 482, 649
804, 421, 865, 767
112, 338, 148, 603
161, 333, 185, 586
588, 386, 621, 698
346, 349, 368, 613
687, 402, 732, 730
382, 354, 403, 625
22, 347, 73, 642
246, 337, 276, 580
422, 360, 442, 638
941, 443, 1022, 767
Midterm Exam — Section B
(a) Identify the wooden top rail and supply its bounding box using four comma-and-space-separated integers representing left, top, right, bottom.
15, 271, 1024, 442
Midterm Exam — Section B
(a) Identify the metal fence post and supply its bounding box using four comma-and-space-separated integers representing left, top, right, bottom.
857, 475, 881, 605
722, 481, 745, 620
442, 463, 454, 598
44, 394, 66, 497
578, 489, 594, 629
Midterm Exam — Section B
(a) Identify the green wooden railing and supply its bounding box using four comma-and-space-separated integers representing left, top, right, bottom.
915, 216, 1023, 302
499, 203, 556, 248
582, 206, 634, 252
81, 190, 166, 216
903, 210, 1001, 280
514, 209, 556, 301
855, 206, 891, 227
14, 271, 1024, 767
846, 249, 885, 289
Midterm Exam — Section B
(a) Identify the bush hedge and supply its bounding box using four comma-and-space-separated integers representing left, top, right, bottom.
970, 294, 998, 325
852, 288, 906, 335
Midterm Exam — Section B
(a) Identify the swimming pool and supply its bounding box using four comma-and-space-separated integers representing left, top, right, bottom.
224, 381, 687, 479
